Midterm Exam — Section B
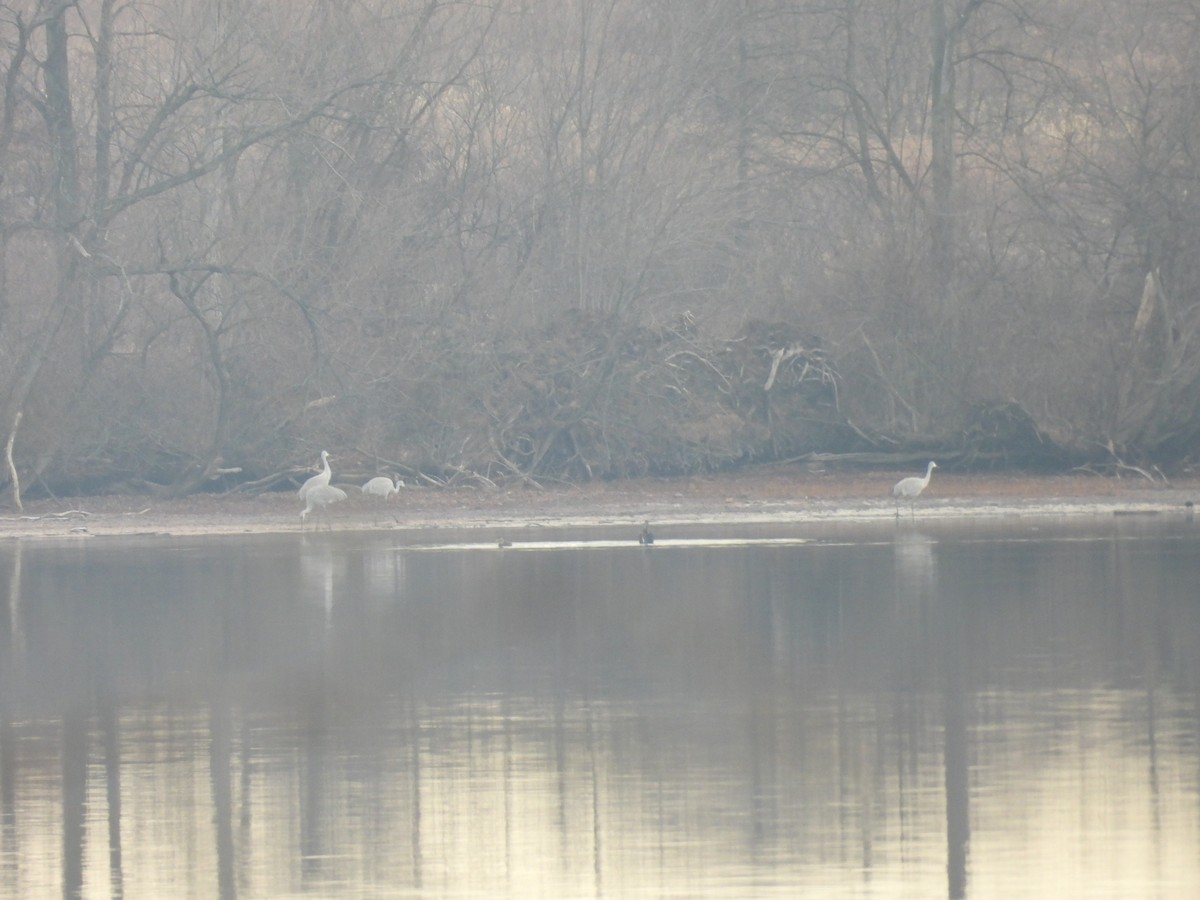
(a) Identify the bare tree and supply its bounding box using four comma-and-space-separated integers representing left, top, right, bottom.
0, 1, 472, 496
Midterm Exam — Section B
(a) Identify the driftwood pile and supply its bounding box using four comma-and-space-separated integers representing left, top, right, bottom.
461, 314, 849, 480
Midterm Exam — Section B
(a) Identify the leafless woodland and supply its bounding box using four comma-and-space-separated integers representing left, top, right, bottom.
1, 0, 1199, 501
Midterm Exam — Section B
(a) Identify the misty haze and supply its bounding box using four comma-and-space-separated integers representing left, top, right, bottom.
0, 1, 1196, 500
1, 3, 1198, 898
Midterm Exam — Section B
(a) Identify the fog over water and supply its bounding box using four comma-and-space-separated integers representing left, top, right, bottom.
0, 515, 1196, 898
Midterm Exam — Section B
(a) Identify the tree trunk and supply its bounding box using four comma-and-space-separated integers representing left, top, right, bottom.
929, 0, 982, 318
2, 5, 81, 508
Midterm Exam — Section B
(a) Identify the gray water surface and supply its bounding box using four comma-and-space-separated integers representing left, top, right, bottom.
0, 516, 1197, 898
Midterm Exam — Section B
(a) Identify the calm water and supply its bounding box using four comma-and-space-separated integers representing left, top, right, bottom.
0, 515, 1197, 899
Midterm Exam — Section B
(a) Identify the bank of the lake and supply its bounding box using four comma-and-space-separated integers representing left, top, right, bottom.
0, 466, 1195, 539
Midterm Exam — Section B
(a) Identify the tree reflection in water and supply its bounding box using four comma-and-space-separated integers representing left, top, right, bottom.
0, 521, 1195, 898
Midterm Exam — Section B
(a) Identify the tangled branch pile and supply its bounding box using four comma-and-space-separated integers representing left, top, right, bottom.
354, 314, 849, 484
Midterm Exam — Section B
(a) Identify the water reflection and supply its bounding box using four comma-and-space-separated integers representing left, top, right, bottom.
0, 521, 1194, 898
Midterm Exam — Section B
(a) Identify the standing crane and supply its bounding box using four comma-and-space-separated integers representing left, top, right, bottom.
362, 475, 403, 499
301, 483, 347, 527
893, 461, 938, 517
298, 451, 333, 500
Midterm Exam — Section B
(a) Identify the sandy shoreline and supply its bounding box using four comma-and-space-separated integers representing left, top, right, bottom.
0, 467, 1195, 539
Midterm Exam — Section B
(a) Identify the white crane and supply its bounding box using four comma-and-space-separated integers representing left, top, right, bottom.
298, 451, 332, 500
362, 475, 403, 499
301, 483, 347, 526
893, 461, 937, 516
